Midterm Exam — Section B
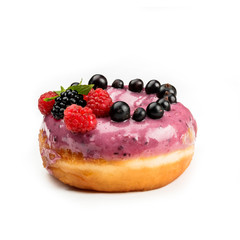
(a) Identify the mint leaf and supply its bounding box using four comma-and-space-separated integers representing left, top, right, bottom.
43, 79, 93, 102
55, 90, 61, 95
44, 96, 58, 102
44, 86, 65, 101
60, 86, 65, 92
67, 84, 94, 95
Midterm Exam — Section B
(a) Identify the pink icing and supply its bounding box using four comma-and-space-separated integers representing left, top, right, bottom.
41, 87, 197, 161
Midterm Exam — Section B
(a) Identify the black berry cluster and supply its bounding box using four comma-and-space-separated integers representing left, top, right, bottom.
51, 89, 86, 119
84, 74, 177, 122
108, 78, 177, 122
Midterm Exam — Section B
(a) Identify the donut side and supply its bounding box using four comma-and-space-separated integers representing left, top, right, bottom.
39, 130, 195, 192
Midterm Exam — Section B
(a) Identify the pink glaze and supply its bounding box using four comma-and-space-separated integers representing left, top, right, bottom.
41, 87, 197, 162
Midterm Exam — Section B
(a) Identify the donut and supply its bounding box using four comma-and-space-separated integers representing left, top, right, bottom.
38, 76, 197, 192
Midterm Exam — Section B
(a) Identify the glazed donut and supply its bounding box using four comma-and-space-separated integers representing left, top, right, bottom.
38, 77, 197, 192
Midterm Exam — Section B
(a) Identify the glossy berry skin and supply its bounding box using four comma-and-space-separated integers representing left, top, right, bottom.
51, 89, 86, 120
88, 74, 108, 89
132, 107, 146, 122
164, 93, 177, 104
70, 82, 79, 86
110, 101, 130, 122
156, 98, 171, 111
112, 79, 124, 89
157, 84, 177, 98
146, 102, 164, 119
145, 80, 161, 94
128, 79, 144, 93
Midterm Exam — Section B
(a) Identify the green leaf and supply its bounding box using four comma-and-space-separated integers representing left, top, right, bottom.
60, 86, 65, 92
43, 79, 92, 102
44, 96, 58, 102
67, 84, 94, 95
53, 85, 66, 96
79, 78, 83, 85
55, 90, 61, 95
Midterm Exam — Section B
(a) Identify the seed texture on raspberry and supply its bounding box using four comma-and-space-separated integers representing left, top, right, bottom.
85, 88, 113, 117
38, 91, 58, 115
64, 105, 97, 133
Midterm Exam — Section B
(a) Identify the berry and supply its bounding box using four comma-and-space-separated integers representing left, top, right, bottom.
64, 105, 97, 133
88, 74, 108, 89
156, 98, 171, 111
128, 79, 144, 92
112, 79, 124, 89
145, 80, 161, 94
164, 93, 177, 104
132, 107, 146, 122
146, 102, 164, 119
157, 83, 177, 98
110, 101, 130, 122
85, 88, 113, 117
51, 89, 86, 120
38, 91, 58, 115
70, 82, 79, 86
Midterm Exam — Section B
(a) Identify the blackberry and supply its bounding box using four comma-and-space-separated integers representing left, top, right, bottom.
51, 89, 86, 119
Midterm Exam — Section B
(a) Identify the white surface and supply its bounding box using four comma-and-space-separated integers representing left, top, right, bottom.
0, 0, 240, 239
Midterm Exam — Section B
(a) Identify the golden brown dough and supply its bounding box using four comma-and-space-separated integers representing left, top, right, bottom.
39, 130, 194, 192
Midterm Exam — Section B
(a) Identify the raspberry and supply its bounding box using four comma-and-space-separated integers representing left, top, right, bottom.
85, 88, 113, 117
38, 91, 58, 115
64, 105, 97, 133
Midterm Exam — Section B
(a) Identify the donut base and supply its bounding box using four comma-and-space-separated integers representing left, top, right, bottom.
39, 132, 194, 192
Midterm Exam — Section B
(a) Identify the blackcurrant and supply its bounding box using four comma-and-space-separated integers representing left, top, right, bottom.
88, 74, 108, 89
110, 101, 130, 122
163, 84, 177, 95
128, 79, 144, 93
132, 107, 146, 122
146, 102, 164, 119
112, 79, 124, 89
70, 82, 79, 86
145, 80, 161, 94
157, 83, 177, 98
156, 98, 171, 111
164, 93, 177, 104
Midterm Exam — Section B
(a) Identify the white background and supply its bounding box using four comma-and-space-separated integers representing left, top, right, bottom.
0, 0, 240, 239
